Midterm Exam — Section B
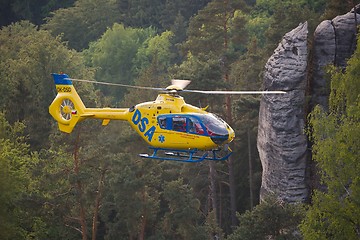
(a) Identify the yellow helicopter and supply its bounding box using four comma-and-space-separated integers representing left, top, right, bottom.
49, 73, 285, 162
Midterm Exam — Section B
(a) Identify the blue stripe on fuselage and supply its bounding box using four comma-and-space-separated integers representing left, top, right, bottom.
52, 73, 72, 85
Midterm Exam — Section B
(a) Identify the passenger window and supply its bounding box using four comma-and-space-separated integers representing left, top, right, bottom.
158, 116, 166, 129
172, 117, 186, 132
159, 115, 206, 135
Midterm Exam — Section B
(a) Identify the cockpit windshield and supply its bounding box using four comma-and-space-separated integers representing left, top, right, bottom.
198, 114, 228, 136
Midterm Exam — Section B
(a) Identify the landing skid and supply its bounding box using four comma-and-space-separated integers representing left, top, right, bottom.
139, 147, 232, 163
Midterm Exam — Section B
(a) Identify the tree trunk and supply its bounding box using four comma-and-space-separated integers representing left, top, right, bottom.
248, 129, 254, 209
209, 161, 218, 222
139, 188, 147, 240
91, 167, 107, 240
73, 127, 88, 240
228, 155, 237, 226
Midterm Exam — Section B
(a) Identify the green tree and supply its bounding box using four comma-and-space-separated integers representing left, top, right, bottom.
170, 52, 225, 111
84, 23, 155, 103
116, 0, 210, 34
0, 21, 102, 240
231, 96, 262, 211
159, 0, 210, 30
30, 119, 123, 240
300, 36, 360, 240
183, 0, 247, 57
178, 161, 228, 234
123, 57, 169, 107
227, 197, 305, 240
0, 113, 38, 239
100, 153, 162, 239
250, 0, 320, 52
43, 0, 120, 50
115, 0, 165, 30
180, 0, 251, 229
41, 0, 210, 50
26, 148, 80, 240
0, 21, 93, 150
0, 0, 75, 26
133, 30, 175, 75
158, 0, 212, 62
230, 38, 267, 91
160, 178, 207, 239
321, 0, 360, 20
229, 39, 268, 212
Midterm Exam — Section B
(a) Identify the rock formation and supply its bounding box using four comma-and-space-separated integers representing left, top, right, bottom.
311, 5, 360, 109
258, 5, 360, 203
258, 22, 308, 203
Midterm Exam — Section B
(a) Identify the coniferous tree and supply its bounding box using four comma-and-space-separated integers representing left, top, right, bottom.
227, 196, 305, 240
160, 178, 208, 239
0, 0, 75, 26
43, 0, 120, 50
322, 0, 360, 20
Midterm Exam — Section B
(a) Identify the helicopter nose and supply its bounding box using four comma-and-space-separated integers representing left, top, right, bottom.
210, 135, 229, 145
210, 124, 235, 145
227, 125, 235, 143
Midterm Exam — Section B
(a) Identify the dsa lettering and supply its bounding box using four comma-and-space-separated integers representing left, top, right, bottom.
132, 109, 155, 142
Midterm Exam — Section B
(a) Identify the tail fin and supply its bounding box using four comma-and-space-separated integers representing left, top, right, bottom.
49, 73, 87, 133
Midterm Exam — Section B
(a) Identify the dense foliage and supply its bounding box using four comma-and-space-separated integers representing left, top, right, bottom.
228, 196, 305, 240
0, 0, 359, 239
300, 35, 360, 240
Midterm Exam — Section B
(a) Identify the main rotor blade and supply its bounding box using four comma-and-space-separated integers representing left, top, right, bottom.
68, 78, 165, 91
182, 89, 287, 94
68, 78, 286, 94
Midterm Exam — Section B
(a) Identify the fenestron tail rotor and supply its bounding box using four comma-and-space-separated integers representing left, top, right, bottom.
60, 99, 75, 121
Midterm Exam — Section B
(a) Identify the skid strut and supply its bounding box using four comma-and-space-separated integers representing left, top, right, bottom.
139, 147, 232, 163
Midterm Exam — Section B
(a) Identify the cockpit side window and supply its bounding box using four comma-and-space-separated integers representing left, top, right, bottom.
188, 116, 205, 135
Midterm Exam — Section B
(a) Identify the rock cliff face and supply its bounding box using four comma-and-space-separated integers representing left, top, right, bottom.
258, 5, 360, 203
257, 22, 308, 203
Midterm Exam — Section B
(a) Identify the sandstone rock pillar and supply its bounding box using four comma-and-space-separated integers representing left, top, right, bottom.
257, 22, 308, 203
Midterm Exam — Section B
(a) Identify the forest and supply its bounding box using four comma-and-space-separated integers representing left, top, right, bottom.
0, 0, 359, 239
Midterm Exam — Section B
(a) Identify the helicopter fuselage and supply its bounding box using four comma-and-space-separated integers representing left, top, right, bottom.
128, 93, 235, 150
